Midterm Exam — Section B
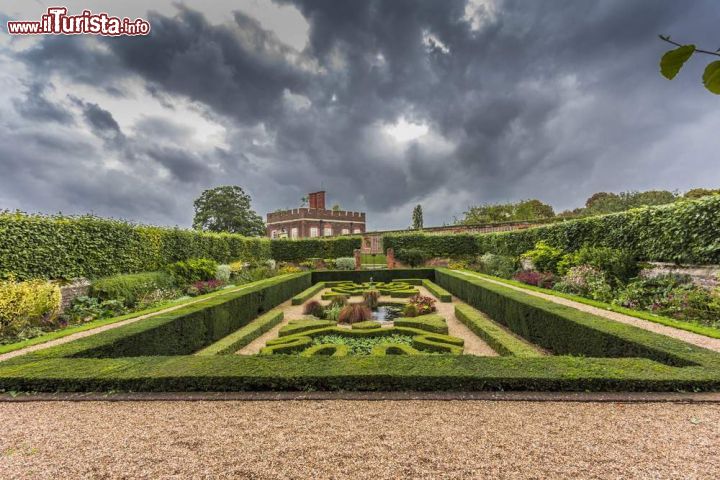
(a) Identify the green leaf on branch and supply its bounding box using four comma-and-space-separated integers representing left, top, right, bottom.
702, 61, 720, 94
660, 45, 695, 79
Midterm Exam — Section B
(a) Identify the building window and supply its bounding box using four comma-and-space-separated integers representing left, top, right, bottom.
353, 228, 362, 234
324, 227, 333, 237
341, 228, 350, 235
310, 227, 319, 237
271, 230, 278, 238
291, 227, 298, 239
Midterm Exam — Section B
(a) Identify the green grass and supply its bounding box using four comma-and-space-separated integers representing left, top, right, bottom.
0, 278, 298, 356
453, 270, 720, 339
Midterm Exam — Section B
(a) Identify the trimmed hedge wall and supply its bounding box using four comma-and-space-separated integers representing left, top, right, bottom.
0, 212, 271, 280
196, 309, 284, 356
435, 269, 712, 366
421, 280, 452, 302
270, 237, 361, 262
384, 196, 720, 263
312, 269, 435, 283
22, 273, 310, 359
454, 304, 542, 357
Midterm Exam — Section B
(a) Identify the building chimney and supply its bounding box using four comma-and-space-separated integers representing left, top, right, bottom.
308, 191, 326, 210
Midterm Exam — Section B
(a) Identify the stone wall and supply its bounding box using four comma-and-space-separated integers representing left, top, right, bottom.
640, 262, 719, 289
59, 278, 91, 311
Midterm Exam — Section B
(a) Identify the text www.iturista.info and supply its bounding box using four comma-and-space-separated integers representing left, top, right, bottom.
6, 7, 151, 36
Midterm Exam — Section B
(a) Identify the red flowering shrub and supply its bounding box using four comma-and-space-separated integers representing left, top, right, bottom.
186, 279, 224, 296
513, 270, 555, 289
407, 294, 436, 315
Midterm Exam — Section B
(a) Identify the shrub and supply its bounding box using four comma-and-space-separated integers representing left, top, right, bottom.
476, 253, 517, 279
234, 266, 276, 284
215, 265, 232, 282
521, 241, 564, 274
186, 279, 224, 296
269, 237, 361, 263
323, 304, 343, 322
329, 294, 348, 307
557, 246, 638, 284
553, 265, 613, 302
363, 290, 380, 309
334, 257, 356, 270
278, 265, 302, 274
513, 270, 555, 289
265, 259, 277, 270
338, 304, 373, 324
166, 258, 218, 285
396, 248, 429, 267
402, 303, 419, 317
303, 300, 325, 318
407, 294, 437, 315
229, 261, 245, 274
62, 296, 126, 324
0, 279, 61, 337
90, 271, 175, 306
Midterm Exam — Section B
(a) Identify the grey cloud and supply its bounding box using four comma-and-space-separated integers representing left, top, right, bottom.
12, 82, 74, 124
1, 0, 720, 230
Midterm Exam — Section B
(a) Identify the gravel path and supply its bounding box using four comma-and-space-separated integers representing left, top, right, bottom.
455, 270, 720, 352
1, 400, 717, 479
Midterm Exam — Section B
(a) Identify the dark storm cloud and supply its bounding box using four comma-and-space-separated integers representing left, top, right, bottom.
12, 82, 74, 124
2, 0, 719, 229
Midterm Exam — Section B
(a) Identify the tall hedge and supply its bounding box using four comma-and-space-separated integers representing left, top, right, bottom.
270, 237, 361, 262
384, 196, 720, 264
0, 212, 271, 280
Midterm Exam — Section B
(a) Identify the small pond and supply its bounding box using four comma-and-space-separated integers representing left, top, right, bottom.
371, 305, 404, 323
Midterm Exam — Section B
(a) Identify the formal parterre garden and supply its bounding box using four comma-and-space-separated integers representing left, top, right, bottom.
1, 195, 719, 392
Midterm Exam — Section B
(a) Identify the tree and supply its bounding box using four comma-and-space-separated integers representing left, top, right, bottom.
658, 35, 720, 94
192, 186, 265, 236
412, 204, 424, 230
459, 199, 554, 225
332, 204, 341, 212
685, 188, 720, 199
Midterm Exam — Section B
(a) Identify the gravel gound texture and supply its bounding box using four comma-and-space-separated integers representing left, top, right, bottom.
1, 400, 718, 479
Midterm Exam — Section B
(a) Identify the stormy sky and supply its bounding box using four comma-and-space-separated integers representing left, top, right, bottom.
1, 0, 719, 231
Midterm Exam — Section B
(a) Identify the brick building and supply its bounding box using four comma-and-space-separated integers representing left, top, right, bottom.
266, 191, 366, 239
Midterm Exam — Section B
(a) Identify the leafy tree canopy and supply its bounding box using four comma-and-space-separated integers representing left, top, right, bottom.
460, 199, 555, 225
192, 185, 265, 237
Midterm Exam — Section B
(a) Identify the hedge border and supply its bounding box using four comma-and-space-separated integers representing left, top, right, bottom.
454, 304, 542, 357
394, 315, 448, 334
196, 309, 284, 356
291, 282, 326, 305
421, 280, 452, 302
